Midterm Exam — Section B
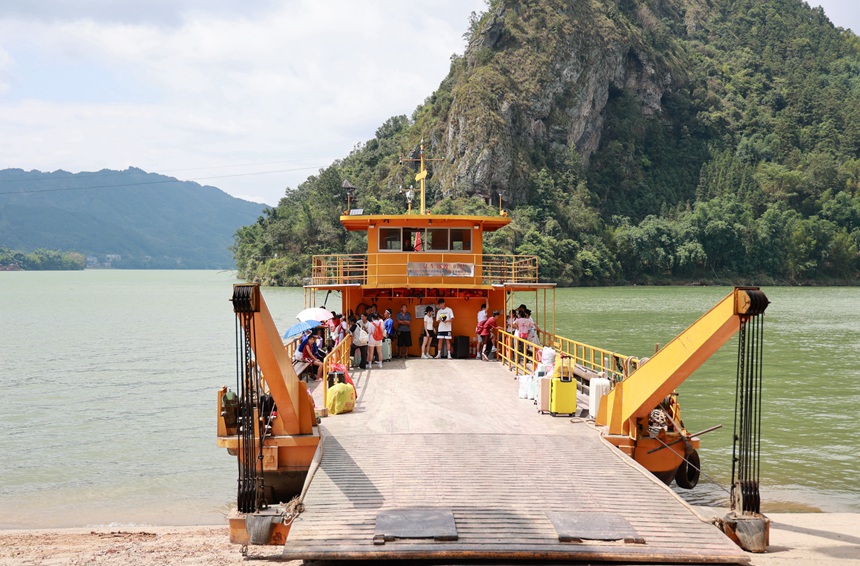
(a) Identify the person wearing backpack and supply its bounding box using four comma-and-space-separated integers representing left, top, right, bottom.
480, 311, 499, 361
475, 304, 488, 359
367, 312, 386, 369
348, 315, 368, 369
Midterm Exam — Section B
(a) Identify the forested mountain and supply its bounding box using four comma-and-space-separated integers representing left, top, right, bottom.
234, 0, 860, 286
0, 168, 264, 269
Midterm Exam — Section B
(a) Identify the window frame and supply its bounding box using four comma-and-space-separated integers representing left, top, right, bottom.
377, 227, 473, 253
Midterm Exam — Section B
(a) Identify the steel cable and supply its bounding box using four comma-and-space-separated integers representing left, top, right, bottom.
731, 308, 765, 515
232, 285, 266, 514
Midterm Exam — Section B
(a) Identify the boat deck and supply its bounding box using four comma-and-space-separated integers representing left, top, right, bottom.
285, 357, 748, 563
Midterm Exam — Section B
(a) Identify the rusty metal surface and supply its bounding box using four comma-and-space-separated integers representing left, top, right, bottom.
374, 508, 458, 542
547, 511, 643, 543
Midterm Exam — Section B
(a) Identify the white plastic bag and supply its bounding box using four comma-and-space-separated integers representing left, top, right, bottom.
527, 373, 539, 400
541, 346, 556, 366
518, 373, 533, 399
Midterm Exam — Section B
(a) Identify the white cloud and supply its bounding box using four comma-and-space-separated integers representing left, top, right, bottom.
0, 1, 485, 205
1, 1, 856, 206
0, 46, 11, 95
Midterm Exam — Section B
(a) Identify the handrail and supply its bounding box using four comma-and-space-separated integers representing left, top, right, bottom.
283, 333, 354, 408
312, 254, 368, 286
496, 329, 542, 376
550, 333, 636, 383
498, 327, 638, 383
283, 337, 300, 361
321, 335, 353, 407
311, 253, 539, 286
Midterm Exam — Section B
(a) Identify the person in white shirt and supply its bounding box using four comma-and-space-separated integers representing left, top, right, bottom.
421, 306, 435, 358
434, 298, 454, 359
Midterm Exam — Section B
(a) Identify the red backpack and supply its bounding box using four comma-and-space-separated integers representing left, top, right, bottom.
372, 321, 384, 341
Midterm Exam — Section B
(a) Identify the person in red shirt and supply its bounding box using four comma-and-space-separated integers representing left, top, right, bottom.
300, 331, 324, 380
479, 310, 499, 361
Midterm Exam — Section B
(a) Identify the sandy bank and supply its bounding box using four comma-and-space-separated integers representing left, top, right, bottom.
0, 526, 289, 565
1, 513, 857, 565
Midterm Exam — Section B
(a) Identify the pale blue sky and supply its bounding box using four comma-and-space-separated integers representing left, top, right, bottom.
0, 1, 856, 206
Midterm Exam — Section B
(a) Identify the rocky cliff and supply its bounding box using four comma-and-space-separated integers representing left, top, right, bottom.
234, 0, 860, 286
428, 0, 698, 205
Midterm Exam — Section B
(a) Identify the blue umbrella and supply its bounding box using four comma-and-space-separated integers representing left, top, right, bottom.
283, 320, 321, 340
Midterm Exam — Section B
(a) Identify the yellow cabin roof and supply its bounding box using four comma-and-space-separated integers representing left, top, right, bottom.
340, 214, 511, 233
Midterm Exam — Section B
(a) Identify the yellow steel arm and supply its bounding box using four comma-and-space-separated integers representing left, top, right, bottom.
596, 287, 768, 436
234, 284, 312, 436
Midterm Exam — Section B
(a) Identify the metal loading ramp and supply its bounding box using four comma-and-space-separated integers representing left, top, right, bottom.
282, 431, 748, 563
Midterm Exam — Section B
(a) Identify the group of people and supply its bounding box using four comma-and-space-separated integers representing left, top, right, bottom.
419, 298, 456, 358
297, 299, 538, 372
504, 305, 539, 363
474, 303, 538, 362
343, 298, 460, 363
507, 305, 538, 342
347, 305, 414, 370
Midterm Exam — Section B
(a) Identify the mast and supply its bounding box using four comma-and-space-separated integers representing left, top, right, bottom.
400, 140, 439, 215
418, 142, 427, 215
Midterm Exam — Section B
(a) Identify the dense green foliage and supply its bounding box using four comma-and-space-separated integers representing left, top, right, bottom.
0, 247, 85, 270
1, 168, 264, 269
234, 0, 860, 285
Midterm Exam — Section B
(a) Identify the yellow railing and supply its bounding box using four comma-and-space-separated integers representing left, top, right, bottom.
550, 333, 638, 383
311, 253, 539, 286
311, 254, 368, 286
479, 254, 540, 284
282, 334, 353, 407
498, 328, 640, 383
283, 337, 300, 362
322, 335, 353, 407
496, 330, 543, 376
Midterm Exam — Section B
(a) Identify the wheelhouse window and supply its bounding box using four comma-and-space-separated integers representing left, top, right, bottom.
379, 227, 473, 252
402, 228, 423, 252
428, 229, 449, 251
451, 228, 471, 251
379, 228, 401, 251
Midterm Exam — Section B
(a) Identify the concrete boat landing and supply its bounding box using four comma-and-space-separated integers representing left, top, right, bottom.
285, 357, 749, 563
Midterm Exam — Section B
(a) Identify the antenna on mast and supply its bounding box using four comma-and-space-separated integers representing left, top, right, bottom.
398, 139, 442, 215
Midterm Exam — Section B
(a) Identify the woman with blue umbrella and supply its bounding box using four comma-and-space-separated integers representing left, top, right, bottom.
295, 329, 323, 381
283, 320, 321, 340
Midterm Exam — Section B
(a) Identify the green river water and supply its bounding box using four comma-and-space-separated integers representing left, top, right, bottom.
0, 271, 857, 528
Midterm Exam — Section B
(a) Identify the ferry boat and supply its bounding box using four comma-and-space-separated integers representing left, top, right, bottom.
217, 145, 770, 559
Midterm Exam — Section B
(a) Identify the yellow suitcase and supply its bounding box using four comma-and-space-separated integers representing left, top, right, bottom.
550, 376, 577, 416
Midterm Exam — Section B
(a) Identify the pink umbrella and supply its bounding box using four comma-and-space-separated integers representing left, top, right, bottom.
296, 306, 334, 323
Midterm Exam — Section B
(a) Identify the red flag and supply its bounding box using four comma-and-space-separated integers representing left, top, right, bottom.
413, 231, 422, 252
